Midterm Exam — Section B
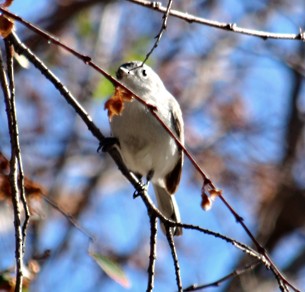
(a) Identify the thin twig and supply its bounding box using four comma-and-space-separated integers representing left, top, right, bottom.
41, 194, 95, 242
141, 0, 173, 64
138, 187, 299, 291
218, 195, 295, 292
4, 37, 30, 253
165, 227, 182, 292
0, 44, 23, 292
180, 224, 263, 261
127, 0, 305, 41
147, 214, 157, 292
183, 261, 261, 291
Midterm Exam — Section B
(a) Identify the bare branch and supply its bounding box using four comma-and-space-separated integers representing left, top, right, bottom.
218, 194, 298, 292
0, 42, 23, 292
136, 187, 267, 264
128, 0, 305, 41
147, 214, 157, 292
141, 0, 173, 64
165, 227, 182, 292
183, 261, 261, 291
4, 37, 30, 253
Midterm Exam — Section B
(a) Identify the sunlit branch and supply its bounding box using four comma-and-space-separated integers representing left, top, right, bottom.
128, 0, 305, 41
0, 42, 24, 292
165, 227, 182, 291
147, 214, 157, 292
4, 37, 30, 253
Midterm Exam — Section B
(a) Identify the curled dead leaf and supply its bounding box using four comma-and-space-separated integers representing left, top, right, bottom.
201, 192, 212, 211
201, 183, 222, 211
209, 188, 222, 199
0, 15, 14, 38
104, 86, 133, 120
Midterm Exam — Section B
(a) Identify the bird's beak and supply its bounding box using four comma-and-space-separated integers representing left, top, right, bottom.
116, 66, 130, 80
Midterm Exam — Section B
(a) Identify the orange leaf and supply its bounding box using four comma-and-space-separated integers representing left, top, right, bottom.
209, 188, 222, 200
0, 15, 14, 38
201, 192, 212, 211
104, 87, 133, 120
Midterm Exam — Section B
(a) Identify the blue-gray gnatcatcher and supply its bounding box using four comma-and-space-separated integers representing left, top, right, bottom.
108, 61, 184, 236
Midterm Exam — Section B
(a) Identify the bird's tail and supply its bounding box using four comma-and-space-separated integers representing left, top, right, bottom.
153, 183, 182, 236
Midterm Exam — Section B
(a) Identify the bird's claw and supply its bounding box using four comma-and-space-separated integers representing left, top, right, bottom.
133, 181, 149, 199
97, 137, 119, 153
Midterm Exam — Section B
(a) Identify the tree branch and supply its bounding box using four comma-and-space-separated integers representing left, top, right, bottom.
0, 42, 23, 292
165, 227, 182, 292
127, 0, 305, 41
183, 261, 261, 291
141, 0, 173, 64
4, 37, 30, 253
147, 214, 157, 292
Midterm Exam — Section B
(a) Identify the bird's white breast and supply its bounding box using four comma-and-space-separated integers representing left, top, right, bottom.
110, 98, 179, 182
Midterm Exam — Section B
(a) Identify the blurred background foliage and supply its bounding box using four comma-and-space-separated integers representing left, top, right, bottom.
0, 0, 305, 291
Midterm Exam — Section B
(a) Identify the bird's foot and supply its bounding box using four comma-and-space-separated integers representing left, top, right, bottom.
133, 180, 149, 199
97, 137, 119, 153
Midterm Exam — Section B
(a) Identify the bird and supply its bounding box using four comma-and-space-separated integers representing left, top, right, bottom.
107, 61, 184, 236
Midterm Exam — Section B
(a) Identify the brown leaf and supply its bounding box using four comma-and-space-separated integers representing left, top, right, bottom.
209, 188, 222, 199
0, 174, 11, 200
0, 152, 46, 202
0, 15, 14, 38
104, 87, 133, 120
201, 192, 212, 211
0, 152, 9, 173
201, 183, 221, 211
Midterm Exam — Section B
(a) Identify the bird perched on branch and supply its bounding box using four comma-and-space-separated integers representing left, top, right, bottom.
105, 61, 184, 236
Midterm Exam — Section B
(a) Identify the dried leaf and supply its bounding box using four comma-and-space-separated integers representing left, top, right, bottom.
90, 252, 131, 289
0, 15, 14, 38
0, 152, 9, 173
0, 152, 45, 201
0, 175, 10, 200
209, 188, 222, 200
201, 192, 212, 211
24, 177, 46, 200
104, 86, 133, 120
201, 185, 221, 211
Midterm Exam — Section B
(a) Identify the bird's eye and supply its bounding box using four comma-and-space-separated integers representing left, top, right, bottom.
142, 69, 147, 77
